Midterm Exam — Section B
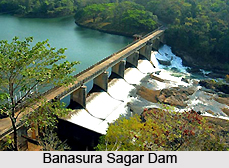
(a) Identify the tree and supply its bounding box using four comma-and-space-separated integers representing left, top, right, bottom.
82, 4, 106, 22
38, 127, 71, 151
122, 9, 157, 31
0, 36, 79, 151
96, 108, 226, 151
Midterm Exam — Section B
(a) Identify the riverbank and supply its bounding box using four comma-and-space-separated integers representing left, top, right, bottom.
15, 13, 75, 19
66, 45, 229, 150
169, 46, 229, 78
75, 20, 149, 38
75, 19, 229, 76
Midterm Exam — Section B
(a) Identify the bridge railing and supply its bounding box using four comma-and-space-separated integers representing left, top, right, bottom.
0, 27, 165, 139
73, 26, 164, 79
42, 26, 165, 100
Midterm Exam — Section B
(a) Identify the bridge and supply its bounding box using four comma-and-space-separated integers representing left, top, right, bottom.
48, 27, 165, 107
0, 27, 165, 148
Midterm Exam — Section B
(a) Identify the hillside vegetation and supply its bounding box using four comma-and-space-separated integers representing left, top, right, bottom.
75, 2, 158, 36
75, 0, 229, 71
0, 0, 76, 17
1, 0, 228, 70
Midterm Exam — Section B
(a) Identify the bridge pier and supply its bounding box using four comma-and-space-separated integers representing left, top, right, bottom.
112, 60, 125, 78
93, 71, 108, 91
151, 38, 161, 50
126, 51, 139, 68
139, 43, 152, 61
70, 85, 87, 108
159, 33, 166, 44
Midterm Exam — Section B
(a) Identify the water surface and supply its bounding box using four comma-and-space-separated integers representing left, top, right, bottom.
0, 15, 132, 74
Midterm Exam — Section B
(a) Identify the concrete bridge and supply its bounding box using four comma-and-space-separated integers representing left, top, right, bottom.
51, 27, 165, 107
0, 27, 165, 148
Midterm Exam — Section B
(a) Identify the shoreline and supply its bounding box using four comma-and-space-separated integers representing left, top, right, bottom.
74, 21, 136, 38
75, 20, 228, 75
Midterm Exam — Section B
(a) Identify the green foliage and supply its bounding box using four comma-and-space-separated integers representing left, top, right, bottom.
23, 101, 71, 131
76, 0, 229, 70
122, 9, 157, 31
145, 0, 229, 66
1, 0, 229, 69
0, 36, 79, 150
96, 109, 226, 151
0, 135, 14, 151
0, 0, 76, 17
75, 1, 158, 34
38, 128, 70, 151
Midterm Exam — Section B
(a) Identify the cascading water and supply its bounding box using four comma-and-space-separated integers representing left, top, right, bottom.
67, 44, 229, 135
67, 66, 147, 134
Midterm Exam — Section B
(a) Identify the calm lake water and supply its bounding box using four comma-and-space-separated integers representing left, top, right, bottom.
0, 15, 132, 74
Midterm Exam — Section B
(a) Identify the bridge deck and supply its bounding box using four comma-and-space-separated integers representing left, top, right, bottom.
0, 28, 165, 138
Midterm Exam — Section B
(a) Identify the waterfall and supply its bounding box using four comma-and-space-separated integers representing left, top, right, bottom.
67, 44, 229, 134
67, 44, 191, 134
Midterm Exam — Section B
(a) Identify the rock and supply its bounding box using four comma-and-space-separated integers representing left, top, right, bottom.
199, 79, 229, 94
164, 96, 187, 107
222, 108, 229, 116
192, 80, 199, 86
156, 87, 195, 108
186, 67, 201, 74
206, 73, 225, 79
214, 97, 229, 106
170, 67, 180, 73
206, 110, 215, 116
154, 71, 161, 75
150, 74, 164, 82
218, 84, 229, 94
181, 77, 190, 83
199, 80, 216, 90
157, 94, 166, 102
136, 86, 160, 104
137, 85, 196, 109
200, 87, 217, 95
156, 58, 171, 66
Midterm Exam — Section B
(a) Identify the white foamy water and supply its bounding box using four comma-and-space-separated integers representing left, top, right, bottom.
67, 66, 144, 134
108, 78, 135, 101
124, 67, 147, 84
156, 45, 188, 73
67, 44, 229, 134
186, 90, 229, 117
137, 59, 155, 73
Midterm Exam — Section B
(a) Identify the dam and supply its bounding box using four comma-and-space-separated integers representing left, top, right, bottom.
0, 27, 166, 150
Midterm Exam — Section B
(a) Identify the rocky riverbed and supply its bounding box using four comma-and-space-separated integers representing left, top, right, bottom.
127, 68, 229, 119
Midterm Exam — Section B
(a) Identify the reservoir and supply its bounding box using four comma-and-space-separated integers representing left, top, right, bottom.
0, 15, 132, 74
1, 14, 229, 150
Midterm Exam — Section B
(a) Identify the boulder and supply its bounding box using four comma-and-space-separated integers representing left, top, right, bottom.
206, 73, 225, 79
154, 71, 161, 75
192, 80, 199, 86
181, 77, 190, 83
199, 80, 229, 94
156, 87, 195, 108
187, 67, 201, 74
150, 74, 164, 82
156, 58, 171, 66
136, 86, 160, 104
171, 67, 180, 73
163, 96, 187, 107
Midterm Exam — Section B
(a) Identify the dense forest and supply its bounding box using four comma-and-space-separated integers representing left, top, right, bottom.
74, 0, 229, 71
0, 0, 228, 70
0, 0, 76, 17
1, 0, 229, 151
74, 1, 159, 36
